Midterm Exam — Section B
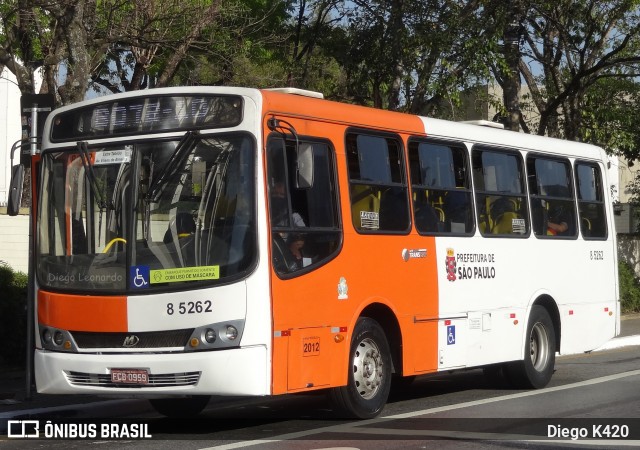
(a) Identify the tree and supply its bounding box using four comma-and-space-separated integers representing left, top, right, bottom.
285, 0, 345, 90
0, 1, 52, 95
89, 0, 227, 93
491, 0, 528, 132
405, 0, 504, 117
1, 0, 107, 104
170, 0, 294, 88
1, 0, 262, 106
4, 0, 640, 150
516, 0, 640, 142
332, 0, 503, 114
2, 0, 288, 210
582, 77, 640, 161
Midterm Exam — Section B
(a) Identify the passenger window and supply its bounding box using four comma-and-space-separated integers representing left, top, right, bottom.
527, 156, 577, 238
576, 162, 607, 239
267, 137, 341, 276
473, 148, 529, 237
408, 139, 473, 234
346, 133, 410, 233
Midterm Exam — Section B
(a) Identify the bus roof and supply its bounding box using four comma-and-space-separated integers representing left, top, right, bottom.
260, 88, 426, 135
419, 116, 607, 161
43, 86, 608, 163
259, 88, 607, 162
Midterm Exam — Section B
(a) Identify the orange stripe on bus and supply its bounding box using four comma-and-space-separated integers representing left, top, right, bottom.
261, 90, 426, 135
38, 291, 128, 332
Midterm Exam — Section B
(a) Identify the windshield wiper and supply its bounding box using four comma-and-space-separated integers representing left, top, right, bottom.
146, 130, 200, 203
77, 141, 109, 210
77, 141, 114, 246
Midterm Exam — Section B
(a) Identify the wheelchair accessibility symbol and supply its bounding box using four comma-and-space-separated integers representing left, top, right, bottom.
130, 265, 150, 289
447, 325, 456, 345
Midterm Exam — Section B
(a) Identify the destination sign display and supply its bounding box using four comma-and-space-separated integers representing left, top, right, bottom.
51, 94, 243, 141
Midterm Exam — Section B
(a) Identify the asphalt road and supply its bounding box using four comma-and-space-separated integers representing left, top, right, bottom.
1, 314, 640, 448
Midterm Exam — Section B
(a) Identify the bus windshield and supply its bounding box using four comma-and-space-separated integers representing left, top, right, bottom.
37, 133, 256, 292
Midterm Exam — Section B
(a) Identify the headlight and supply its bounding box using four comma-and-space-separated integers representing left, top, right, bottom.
53, 331, 64, 346
204, 328, 216, 343
225, 325, 238, 341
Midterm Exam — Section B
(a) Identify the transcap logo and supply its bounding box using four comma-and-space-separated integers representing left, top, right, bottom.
7, 420, 40, 438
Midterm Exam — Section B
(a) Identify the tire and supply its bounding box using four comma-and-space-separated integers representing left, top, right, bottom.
506, 305, 556, 389
329, 317, 392, 419
149, 395, 211, 418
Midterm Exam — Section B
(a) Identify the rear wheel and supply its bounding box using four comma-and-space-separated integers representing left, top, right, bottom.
506, 305, 556, 388
149, 396, 211, 417
329, 317, 392, 419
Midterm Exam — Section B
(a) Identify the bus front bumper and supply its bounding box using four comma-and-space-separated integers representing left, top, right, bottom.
34, 345, 269, 397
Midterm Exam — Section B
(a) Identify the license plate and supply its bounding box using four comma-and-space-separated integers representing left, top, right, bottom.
110, 368, 149, 385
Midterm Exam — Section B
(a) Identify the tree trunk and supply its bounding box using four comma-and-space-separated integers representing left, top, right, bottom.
502, 6, 524, 132
156, 1, 222, 88
387, 0, 405, 111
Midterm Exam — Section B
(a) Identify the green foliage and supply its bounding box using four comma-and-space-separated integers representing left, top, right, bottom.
0, 262, 28, 364
582, 77, 640, 158
3, 0, 640, 147
0, 1, 49, 64
619, 260, 640, 313
625, 172, 640, 232
517, 0, 640, 140
154, 0, 293, 88
332, 0, 501, 112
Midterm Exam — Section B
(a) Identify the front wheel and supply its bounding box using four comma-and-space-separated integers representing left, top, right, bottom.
506, 305, 556, 388
329, 317, 392, 419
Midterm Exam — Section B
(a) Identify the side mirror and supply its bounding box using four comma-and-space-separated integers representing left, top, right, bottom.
7, 164, 25, 216
296, 142, 314, 189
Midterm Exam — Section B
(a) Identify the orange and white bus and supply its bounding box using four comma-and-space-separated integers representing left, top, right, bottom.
8, 86, 619, 418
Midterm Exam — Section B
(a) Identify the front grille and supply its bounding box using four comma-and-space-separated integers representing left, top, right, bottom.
71, 329, 194, 349
66, 371, 201, 388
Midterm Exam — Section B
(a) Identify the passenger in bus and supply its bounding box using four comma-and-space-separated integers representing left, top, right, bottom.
286, 233, 306, 270
444, 190, 471, 232
272, 232, 310, 272
546, 204, 570, 236
415, 201, 442, 232
540, 185, 573, 236
270, 181, 309, 272
271, 181, 306, 228
490, 196, 521, 234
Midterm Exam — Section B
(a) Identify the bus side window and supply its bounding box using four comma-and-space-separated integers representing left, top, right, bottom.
346, 133, 410, 233
576, 162, 607, 239
472, 148, 529, 237
408, 139, 473, 235
267, 137, 341, 276
527, 156, 577, 238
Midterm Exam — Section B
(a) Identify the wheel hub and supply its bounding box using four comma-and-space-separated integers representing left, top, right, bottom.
530, 322, 549, 372
353, 338, 383, 399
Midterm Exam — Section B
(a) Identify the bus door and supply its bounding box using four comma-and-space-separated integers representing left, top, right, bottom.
266, 133, 343, 392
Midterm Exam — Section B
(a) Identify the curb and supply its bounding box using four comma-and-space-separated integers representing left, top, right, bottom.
594, 334, 640, 352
